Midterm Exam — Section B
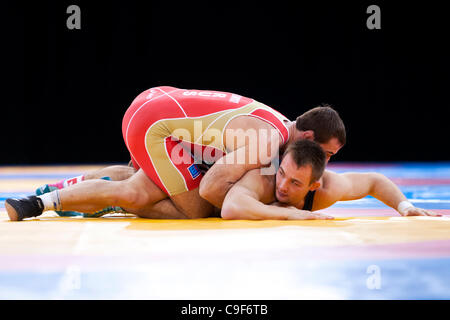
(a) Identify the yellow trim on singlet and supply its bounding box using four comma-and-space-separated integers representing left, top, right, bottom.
144, 100, 287, 195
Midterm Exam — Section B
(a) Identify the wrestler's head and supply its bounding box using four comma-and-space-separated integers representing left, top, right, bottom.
291, 105, 346, 163
275, 140, 326, 207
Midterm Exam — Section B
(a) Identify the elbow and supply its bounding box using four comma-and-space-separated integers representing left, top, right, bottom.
199, 178, 216, 202
370, 172, 384, 179
199, 182, 224, 209
221, 193, 254, 220
198, 180, 210, 200
369, 172, 386, 184
368, 172, 386, 193
221, 201, 241, 220
200, 177, 233, 208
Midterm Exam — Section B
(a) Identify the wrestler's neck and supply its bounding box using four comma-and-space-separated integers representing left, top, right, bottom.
281, 122, 305, 153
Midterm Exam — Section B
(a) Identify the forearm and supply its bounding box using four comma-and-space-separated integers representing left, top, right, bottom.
199, 162, 261, 208
199, 165, 239, 208
336, 172, 438, 217
222, 194, 302, 220
199, 140, 278, 207
369, 173, 407, 213
369, 174, 441, 216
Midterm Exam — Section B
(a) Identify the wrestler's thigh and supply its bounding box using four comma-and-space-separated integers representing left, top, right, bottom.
126, 198, 185, 219
121, 168, 168, 208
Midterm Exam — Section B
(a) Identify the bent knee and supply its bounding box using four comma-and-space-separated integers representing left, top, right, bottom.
113, 181, 150, 209
109, 165, 137, 181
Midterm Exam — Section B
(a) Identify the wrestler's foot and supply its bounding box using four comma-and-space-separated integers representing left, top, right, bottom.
5, 196, 44, 221
50, 206, 126, 218
82, 206, 127, 218
35, 183, 58, 196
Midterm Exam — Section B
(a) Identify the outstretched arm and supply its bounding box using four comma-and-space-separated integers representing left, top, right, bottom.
316, 171, 442, 217
221, 170, 333, 220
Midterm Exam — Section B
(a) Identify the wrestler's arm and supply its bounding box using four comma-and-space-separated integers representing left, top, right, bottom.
314, 171, 442, 217
199, 132, 280, 208
221, 170, 333, 220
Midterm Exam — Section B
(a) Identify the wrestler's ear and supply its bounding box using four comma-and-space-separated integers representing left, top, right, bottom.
301, 130, 315, 141
309, 180, 321, 191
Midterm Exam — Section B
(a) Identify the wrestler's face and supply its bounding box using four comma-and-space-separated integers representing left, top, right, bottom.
317, 137, 343, 163
275, 153, 320, 207
297, 130, 343, 163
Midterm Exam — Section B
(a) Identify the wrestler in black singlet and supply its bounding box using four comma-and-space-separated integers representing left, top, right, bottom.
302, 190, 316, 211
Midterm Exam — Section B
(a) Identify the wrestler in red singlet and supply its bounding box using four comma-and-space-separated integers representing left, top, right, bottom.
122, 86, 290, 196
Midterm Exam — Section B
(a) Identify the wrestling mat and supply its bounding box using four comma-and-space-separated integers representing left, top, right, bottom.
1, 163, 449, 299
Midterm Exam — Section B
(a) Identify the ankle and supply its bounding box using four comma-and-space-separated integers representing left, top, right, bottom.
37, 190, 62, 211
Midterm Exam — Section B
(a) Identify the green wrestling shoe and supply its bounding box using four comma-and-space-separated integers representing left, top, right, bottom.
35, 183, 57, 196
82, 206, 128, 218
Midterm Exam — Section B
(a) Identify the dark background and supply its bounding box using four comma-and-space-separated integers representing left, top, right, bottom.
2, 1, 449, 165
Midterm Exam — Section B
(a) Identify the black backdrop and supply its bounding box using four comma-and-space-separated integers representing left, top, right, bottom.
2, 1, 449, 165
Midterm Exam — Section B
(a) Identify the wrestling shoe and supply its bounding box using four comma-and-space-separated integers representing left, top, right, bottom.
35, 183, 57, 196
82, 206, 128, 218
5, 196, 44, 221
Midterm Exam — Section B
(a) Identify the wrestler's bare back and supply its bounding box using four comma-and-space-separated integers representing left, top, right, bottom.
222, 115, 288, 153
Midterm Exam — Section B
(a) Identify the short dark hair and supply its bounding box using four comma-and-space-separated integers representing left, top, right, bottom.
283, 140, 326, 184
295, 105, 346, 146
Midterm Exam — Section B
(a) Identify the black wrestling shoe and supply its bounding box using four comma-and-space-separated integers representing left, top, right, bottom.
5, 196, 44, 221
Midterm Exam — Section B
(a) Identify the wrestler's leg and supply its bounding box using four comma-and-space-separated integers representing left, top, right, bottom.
126, 198, 187, 219
83, 165, 136, 181
169, 188, 215, 219
127, 187, 215, 219
6, 167, 208, 220
57, 169, 166, 213
36, 164, 137, 198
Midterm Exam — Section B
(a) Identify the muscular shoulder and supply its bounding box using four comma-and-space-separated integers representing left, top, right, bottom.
312, 170, 347, 211
224, 116, 283, 151
233, 169, 276, 203
321, 170, 344, 191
